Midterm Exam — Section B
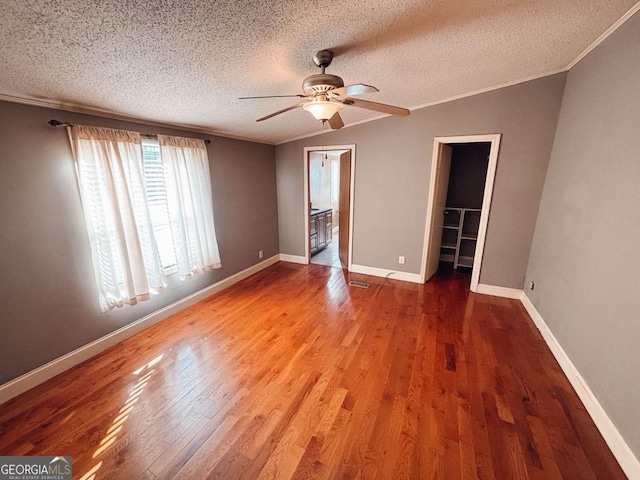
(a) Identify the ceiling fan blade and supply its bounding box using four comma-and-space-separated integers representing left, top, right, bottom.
256, 103, 306, 122
240, 94, 306, 99
327, 112, 344, 129
341, 97, 409, 116
329, 84, 379, 97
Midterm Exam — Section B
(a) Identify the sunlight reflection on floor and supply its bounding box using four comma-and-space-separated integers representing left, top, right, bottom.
77, 354, 163, 480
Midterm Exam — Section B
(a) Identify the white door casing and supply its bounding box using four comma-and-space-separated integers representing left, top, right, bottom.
420, 134, 501, 292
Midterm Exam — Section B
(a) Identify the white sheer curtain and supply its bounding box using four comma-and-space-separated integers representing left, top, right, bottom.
71, 125, 165, 312
158, 135, 221, 279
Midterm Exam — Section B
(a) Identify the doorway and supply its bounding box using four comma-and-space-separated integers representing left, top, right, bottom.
421, 134, 501, 292
303, 145, 355, 270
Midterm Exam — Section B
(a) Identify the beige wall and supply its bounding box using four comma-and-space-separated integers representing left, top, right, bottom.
0, 100, 278, 385
277, 73, 566, 287
526, 11, 640, 457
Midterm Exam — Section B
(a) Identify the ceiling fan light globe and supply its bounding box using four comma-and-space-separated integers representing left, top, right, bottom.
302, 101, 343, 120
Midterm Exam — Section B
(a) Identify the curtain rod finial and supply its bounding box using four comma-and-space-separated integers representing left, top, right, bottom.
49, 119, 71, 127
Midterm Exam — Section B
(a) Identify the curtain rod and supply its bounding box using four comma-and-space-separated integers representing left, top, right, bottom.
48, 119, 212, 144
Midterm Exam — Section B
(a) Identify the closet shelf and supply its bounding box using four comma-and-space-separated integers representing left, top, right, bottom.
440, 253, 455, 263
439, 207, 481, 270
457, 256, 474, 268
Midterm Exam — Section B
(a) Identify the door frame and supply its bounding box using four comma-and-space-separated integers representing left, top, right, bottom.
419, 134, 501, 291
303, 145, 356, 269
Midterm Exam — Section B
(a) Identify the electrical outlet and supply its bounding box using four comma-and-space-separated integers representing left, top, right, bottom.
259, 250, 264, 259
529, 281, 535, 290
398, 256, 405, 265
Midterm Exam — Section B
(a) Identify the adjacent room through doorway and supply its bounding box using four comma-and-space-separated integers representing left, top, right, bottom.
309, 150, 340, 268
306, 147, 353, 269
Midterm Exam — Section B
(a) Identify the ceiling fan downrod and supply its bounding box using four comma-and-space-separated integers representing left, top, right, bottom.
313, 50, 334, 74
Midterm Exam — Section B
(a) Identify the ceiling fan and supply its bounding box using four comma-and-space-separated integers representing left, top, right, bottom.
240, 50, 410, 129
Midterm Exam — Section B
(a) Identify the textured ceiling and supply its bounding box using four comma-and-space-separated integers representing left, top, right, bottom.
0, 0, 637, 144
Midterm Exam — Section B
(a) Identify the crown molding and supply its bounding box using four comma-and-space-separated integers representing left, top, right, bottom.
276, 68, 567, 145
2, 3, 638, 147
567, 2, 640, 70
0, 93, 274, 145
276, 3, 640, 146
408, 68, 568, 112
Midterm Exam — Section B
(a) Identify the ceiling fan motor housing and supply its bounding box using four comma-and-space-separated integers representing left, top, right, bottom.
302, 74, 344, 96
313, 50, 334, 68
248, 49, 409, 123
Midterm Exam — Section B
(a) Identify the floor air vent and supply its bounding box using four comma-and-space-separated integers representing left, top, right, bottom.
349, 281, 369, 288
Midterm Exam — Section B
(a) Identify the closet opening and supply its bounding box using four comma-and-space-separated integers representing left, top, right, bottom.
421, 135, 501, 292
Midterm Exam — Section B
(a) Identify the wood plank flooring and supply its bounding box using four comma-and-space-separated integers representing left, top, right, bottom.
0, 263, 625, 479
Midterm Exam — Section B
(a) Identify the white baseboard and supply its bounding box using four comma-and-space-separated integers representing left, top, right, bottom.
279, 253, 307, 264
450, 282, 639, 477
0, 254, 280, 405
521, 293, 640, 479
2, 258, 637, 478
476, 283, 523, 299
349, 264, 422, 284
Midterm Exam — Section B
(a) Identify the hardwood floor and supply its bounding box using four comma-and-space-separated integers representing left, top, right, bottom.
0, 263, 625, 479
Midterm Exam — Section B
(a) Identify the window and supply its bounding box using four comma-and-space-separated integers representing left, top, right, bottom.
142, 139, 177, 272
71, 125, 220, 311
330, 159, 340, 203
